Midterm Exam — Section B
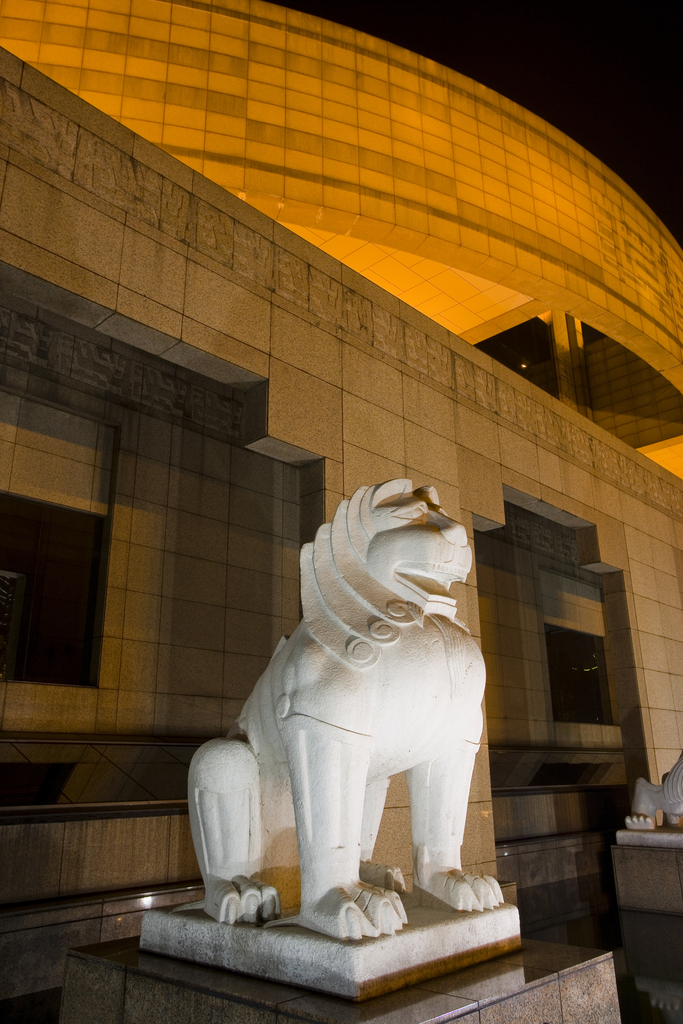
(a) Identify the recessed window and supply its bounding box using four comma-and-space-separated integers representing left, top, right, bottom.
0, 493, 104, 686
475, 318, 557, 396
544, 624, 612, 724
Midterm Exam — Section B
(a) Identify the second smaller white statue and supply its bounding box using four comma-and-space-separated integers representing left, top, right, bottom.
626, 752, 683, 830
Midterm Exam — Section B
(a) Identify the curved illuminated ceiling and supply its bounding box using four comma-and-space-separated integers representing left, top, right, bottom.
0, 0, 681, 371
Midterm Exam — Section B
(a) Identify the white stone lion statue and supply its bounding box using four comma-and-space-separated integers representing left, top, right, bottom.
188, 479, 502, 941
626, 752, 683, 829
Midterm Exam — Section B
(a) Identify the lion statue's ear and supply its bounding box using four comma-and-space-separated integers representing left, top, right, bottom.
414, 485, 441, 507
370, 479, 414, 509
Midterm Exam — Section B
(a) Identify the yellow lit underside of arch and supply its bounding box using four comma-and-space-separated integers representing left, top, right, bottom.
0, 0, 681, 368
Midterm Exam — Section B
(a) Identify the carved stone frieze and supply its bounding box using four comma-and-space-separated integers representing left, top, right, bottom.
193, 200, 234, 265
74, 129, 161, 228
309, 266, 342, 324
372, 306, 405, 360
1, 76, 682, 516
159, 179, 193, 243
233, 221, 274, 289
275, 248, 308, 308
0, 307, 245, 442
404, 326, 429, 376
503, 503, 579, 563
0, 80, 77, 178
342, 288, 373, 340
450, 350, 683, 518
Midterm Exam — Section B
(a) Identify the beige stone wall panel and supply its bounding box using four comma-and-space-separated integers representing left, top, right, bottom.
0, 812, 200, 904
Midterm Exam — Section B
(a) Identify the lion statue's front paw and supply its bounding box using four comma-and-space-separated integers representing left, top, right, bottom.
205, 875, 281, 924
359, 860, 407, 892
625, 813, 656, 830
299, 882, 407, 940
419, 870, 503, 912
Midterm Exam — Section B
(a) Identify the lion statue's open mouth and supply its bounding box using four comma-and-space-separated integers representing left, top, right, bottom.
395, 561, 468, 596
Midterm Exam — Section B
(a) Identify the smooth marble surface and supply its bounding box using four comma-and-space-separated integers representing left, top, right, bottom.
619, 908, 683, 1023
58, 935, 620, 1024
620, 908, 683, 980
0, 881, 204, 1002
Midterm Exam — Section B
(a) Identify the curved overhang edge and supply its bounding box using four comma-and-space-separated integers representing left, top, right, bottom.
0, 0, 681, 387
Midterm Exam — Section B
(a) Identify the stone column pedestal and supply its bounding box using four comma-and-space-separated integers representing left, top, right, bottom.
613, 828, 683, 914
58, 935, 621, 1024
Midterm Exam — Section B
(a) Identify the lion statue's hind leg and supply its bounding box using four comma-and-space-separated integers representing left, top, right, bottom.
359, 777, 407, 893
188, 737, 281, 924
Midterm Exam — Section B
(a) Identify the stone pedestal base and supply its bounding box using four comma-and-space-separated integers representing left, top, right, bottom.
613, 831, 683, 914
58, 934, 621, 1024
139, 898, 521, 1000
616, 827, 683, 848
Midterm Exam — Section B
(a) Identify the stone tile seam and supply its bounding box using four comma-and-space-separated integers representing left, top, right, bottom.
119, 960, 564, 1018
275, 1007, 475, 1024
0, 897, 113, 929
677, 848, 683, 897
70, 947, 127, 970
123, 962, 303, 1013
6, 146, 128, 226
556, 953, 613, 976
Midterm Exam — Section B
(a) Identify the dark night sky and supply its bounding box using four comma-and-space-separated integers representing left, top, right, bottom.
291, 0, 683, 247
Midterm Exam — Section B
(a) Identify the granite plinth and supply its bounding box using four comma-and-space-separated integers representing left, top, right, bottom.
139, 898, 521, 1000
613, 842, 683, 914
616, 827, 683, 848
58, 935, 621, 1024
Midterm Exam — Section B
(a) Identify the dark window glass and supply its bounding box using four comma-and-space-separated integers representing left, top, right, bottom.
475, 318, 558, 396
529, 761, 601, 786
0, 740, 200, 806
581, 323, 606, 344
544, 624, 612, 724
0, 493, 103, 686
0, 762, 76, 805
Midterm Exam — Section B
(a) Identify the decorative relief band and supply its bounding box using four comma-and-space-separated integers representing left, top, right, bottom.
0, 307, 245, 442
1, 77, 682, 516
451, 352, 683, 520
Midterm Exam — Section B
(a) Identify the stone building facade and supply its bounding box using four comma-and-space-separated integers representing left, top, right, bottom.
0, 2, 682, 1015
